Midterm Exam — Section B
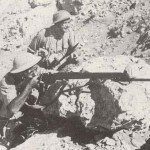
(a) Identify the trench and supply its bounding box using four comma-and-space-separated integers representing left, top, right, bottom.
9, 80, 123, 148
10, 113, 115, 148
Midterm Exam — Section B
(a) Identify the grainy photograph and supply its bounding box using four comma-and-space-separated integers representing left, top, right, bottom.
0, 0, 150, 149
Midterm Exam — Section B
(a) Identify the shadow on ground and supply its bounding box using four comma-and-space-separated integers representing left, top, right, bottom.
8, 114, 123, 148
39, 115, 115, 145
138, 138, 150, 150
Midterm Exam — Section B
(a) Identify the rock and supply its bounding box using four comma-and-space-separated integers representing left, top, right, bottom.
57, 0, 84, 15
59, 94, 78, 117
56, 86, 95, 126
103, 137, 116, 146
85, 144, 97, 150
131, 132, 146, 148
112, 130, 135, 150
125, 59, 150, 78
96, 132, 134, 150
0, 145, 7, 150
44, 78, 95, 126
11, 133, 84, 150
28, 0, 54, 8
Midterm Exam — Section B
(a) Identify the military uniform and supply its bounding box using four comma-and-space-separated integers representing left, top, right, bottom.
29, 26, 77, 58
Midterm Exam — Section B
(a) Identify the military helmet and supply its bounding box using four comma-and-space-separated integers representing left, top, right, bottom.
53, 10, 71, 24
10, 52, 41, 74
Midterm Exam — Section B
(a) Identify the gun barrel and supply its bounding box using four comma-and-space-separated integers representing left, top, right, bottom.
42, 72, 125, 81
52, 72, 126, 79
41, 72, 150, 82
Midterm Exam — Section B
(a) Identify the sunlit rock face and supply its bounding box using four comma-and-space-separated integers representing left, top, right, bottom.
11, 133, 84, 150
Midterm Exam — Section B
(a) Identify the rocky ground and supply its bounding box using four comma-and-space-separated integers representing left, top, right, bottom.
1, 0, 150, 149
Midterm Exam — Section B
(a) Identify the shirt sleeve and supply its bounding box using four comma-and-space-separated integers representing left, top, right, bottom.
0, 76, 17, 118
28, 29, 46, 54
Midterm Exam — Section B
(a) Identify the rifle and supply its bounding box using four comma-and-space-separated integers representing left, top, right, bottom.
50, 43, 79, 70
40, 71, 150, 83
28, 43, 79, 70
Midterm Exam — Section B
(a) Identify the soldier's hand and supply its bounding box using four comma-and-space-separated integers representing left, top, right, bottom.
70, 53, 77, 60
67, 53, 78, 64
38, 48, 48, 58
48, 54, 62, 63
28, 76, 39, 88
48, 69, 58, 74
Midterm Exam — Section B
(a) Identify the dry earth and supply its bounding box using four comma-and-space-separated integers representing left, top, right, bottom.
1, 0, 150, 150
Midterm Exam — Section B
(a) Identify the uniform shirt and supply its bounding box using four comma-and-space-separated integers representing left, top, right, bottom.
0, 74, 17, 118
0, 74, 40, 118
29, 25, 78, 59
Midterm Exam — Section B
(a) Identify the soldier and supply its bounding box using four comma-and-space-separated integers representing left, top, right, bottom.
28, 10, 82, 68
0, 52, 41, 119
0, 52, 66, 147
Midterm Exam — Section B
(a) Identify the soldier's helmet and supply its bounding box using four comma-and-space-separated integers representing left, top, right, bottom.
10, 52, 41, 74
53, 10, 71, 24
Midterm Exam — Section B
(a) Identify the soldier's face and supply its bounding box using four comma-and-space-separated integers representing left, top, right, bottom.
23, 65, 39, 79
58, 19, 72, 32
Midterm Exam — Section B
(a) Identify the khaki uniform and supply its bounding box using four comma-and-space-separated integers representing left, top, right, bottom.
29, 25, 78, 60
0, 75, 17, 118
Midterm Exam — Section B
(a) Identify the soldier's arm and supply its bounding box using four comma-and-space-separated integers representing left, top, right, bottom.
28, 29, 46, 54
7, 77, 38, 116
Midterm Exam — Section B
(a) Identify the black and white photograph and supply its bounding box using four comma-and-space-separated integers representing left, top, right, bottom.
0, 0, 150, 149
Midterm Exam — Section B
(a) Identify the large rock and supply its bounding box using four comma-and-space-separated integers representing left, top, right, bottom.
0, 145, 7, 150
11, 133, 84, 150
